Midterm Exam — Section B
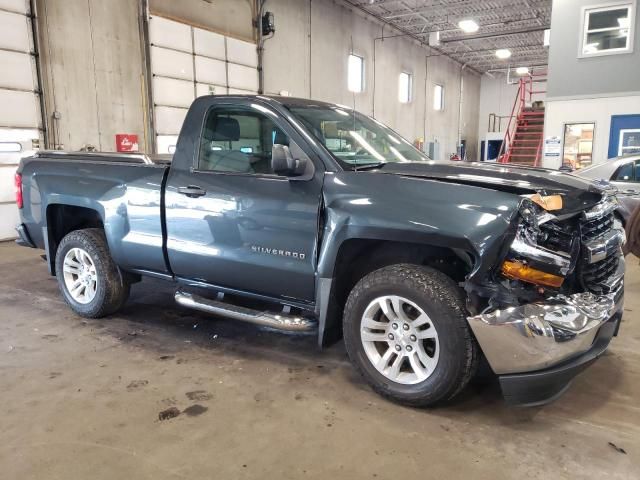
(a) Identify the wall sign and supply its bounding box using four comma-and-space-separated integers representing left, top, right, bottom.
116, 134, 139, 152
544, 136, 561, 157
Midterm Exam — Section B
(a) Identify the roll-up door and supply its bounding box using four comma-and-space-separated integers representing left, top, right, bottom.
0, 0, 42, 240
148, 14, 258, 154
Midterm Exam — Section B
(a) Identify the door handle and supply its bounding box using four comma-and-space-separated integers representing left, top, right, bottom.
177, 185, 206, 198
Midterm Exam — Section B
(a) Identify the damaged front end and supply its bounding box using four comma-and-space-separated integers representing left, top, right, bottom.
466, 193, 625, 406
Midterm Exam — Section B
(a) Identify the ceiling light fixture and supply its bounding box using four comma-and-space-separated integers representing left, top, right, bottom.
495, 49, 512, 59
516, 66, 530, 75
458, 19, 479, 33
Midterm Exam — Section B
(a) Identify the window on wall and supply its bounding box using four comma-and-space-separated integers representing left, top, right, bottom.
433, 84, 444, 111
347, 54, 364, 93
398, 72, 412, 103
618, 129, 640, 156
580, 3, 635, 57
562, 123, 595, 170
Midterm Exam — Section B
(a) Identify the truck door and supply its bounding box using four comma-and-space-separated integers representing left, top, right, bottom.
164, 101, 323, 303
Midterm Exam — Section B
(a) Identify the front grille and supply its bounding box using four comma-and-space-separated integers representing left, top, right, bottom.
578, 212, 620, 293
580, 253, 619, 294
581, 213, 614, 242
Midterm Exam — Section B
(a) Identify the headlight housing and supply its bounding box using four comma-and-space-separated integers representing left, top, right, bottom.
501, 198, 576, 287
518, 198, 539, 230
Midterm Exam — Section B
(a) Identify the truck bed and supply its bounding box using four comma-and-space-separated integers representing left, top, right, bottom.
31, 150, 173, 165
18, 150, 170, 275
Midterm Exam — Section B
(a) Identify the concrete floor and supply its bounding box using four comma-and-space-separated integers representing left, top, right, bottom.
0, 241, 639, 479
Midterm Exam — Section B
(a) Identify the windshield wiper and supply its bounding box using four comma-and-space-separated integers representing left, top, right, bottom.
353, 162, 386, 171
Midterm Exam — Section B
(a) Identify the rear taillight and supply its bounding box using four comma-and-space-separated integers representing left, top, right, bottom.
14, 173, 23, 209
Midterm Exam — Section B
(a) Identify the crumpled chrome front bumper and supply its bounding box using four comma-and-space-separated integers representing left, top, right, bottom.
467, 271, 624, 375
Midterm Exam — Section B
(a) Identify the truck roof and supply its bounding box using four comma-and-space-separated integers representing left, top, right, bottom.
207, 94, 348, 111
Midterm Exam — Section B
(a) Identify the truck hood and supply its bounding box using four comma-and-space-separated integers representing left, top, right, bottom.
376, 161, 605, 214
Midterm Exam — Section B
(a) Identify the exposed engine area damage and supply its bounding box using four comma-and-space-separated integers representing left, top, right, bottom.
463, 189, 623, 317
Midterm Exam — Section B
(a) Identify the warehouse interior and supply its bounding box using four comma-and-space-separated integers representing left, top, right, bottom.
1, 0, 640, 478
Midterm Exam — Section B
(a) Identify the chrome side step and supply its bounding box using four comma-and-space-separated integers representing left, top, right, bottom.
174, 290, 317, 332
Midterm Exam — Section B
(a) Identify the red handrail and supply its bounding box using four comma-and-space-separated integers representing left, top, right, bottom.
534, 134, 543, 167
498, 74, 547, 165
497, 79, 524, 163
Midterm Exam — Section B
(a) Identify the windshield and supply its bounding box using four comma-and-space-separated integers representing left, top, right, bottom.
287, 105, 430, 168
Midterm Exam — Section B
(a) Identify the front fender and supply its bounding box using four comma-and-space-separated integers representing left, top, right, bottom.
317, 171, 521, 280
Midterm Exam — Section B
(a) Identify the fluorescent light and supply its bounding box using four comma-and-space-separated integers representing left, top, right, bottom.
458, 19, 479, 33
516, 66, 529, 75
544, 29, 550, 47
495, 49, 512, 59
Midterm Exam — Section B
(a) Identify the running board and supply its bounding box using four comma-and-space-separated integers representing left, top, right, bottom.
174, 290, 317, 332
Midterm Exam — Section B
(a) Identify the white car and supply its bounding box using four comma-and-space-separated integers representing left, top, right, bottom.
579, 155, 640, 193
578, 155, 640, 227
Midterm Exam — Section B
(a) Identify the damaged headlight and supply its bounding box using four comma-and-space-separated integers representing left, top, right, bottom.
501, 197, 575, 287
518, 198, 539, 230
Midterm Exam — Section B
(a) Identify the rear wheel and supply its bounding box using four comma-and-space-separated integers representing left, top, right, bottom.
55, 228, 130, 318
343, 264, 478, 407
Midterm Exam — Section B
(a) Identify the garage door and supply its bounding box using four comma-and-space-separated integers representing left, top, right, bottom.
0, 0, 41, 240
148, 15, 258, 154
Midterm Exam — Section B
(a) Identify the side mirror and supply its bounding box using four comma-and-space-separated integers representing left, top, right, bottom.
272, 144, 312, 178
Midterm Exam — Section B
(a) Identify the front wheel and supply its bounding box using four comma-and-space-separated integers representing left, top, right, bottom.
343, 264, 478, 407
55, 228, 130, 318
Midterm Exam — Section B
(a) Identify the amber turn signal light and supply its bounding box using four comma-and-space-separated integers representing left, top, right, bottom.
501, 260, 564, 288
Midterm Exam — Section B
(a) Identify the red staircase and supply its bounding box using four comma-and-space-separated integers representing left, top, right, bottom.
498, 73, 547, 167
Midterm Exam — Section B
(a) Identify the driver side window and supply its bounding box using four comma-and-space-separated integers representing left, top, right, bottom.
198, 107, 289, 175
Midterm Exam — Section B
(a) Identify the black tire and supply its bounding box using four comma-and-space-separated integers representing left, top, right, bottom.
55, 228, 130, 318
343, 264, 479, 407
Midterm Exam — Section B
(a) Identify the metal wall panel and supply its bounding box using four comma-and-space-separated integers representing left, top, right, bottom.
0, 89, 39, 128
0, 128, 38, 163
227, 63, 258, 92
228, 87, 258, 95
156, 134, 179, 154
193, 28, 225, 60
0, 50, 34, 91
153, 76, 194, 108
150, 46, 193, 81
149, 15, 192, 53
0, 3, 39, 239
196, 83, 226, 97
226, 37, 258, 67
148, 15, 258, 151
155, 106, 188, 135
0, 165, 16, 203
0, 0, 28, 14
194, 56, 227, 86
0, 202, 19, 240
0, 10, 30, 52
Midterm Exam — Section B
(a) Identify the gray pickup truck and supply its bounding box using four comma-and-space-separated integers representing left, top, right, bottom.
15, 95, 626, 407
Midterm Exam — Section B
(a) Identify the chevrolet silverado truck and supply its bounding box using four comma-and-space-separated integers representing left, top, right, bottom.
15, 95, 626, 407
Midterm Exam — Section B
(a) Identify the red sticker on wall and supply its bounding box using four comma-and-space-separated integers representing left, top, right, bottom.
115, 134, 139, 152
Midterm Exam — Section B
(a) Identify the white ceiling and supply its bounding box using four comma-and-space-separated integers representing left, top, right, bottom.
345, 0, 552, 73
